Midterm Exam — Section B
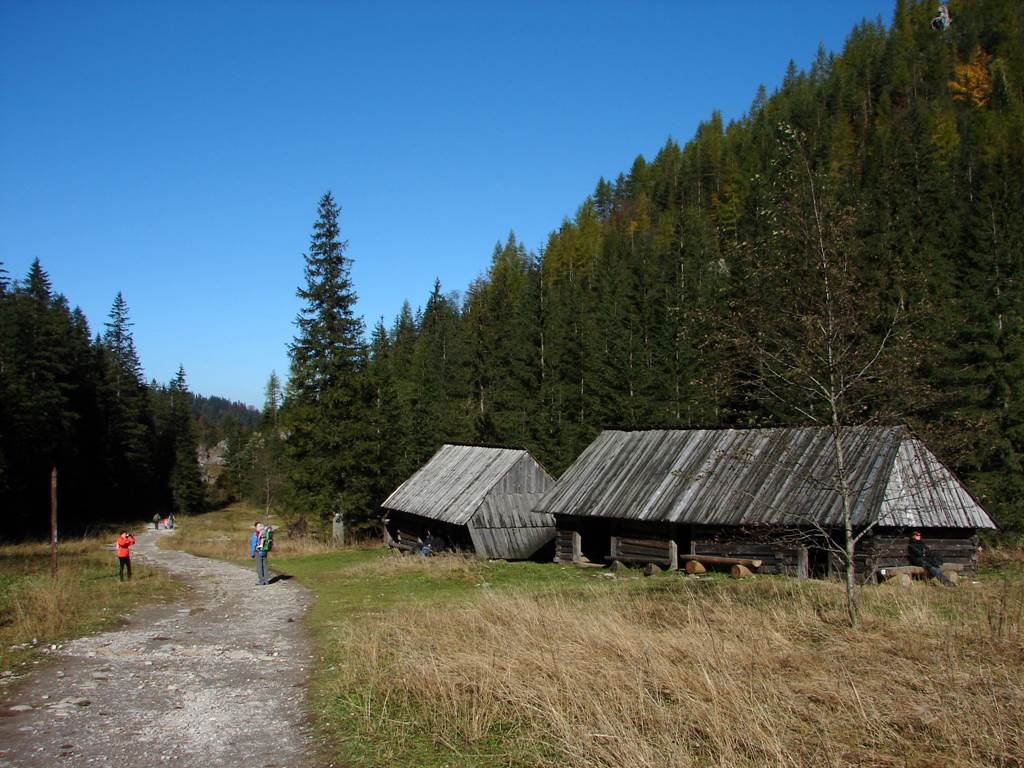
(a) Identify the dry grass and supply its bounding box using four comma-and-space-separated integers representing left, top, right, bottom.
165, 507, 1024, 767
161, 503, 341, 561
319, 571, 1024, 768
0, 536, 178, 673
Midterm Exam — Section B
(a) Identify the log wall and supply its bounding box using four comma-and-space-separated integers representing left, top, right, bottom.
856, 528, 980, 581
553, 518, 984, 582
554, 529, 581, 563
609, 536, 678, 569
691, 526, 802, 575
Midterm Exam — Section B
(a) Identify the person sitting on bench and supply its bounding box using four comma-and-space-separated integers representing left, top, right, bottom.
417, 530, 435, 557
908, 531, 953, 585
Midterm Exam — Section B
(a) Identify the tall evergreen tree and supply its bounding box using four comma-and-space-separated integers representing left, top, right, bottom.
285, 192, 375, 529
100, 292, 156, 514
254, 371, 285, 513
164, 366, 204, 515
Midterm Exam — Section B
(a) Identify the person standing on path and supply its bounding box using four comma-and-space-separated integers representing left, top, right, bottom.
152, 513, 161, 530
116, 530, 136, 581
250, 522, 268, 585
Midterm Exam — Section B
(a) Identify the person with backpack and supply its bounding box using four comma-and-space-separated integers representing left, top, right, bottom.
116, 530, 136, 581
250, 522, 273, 585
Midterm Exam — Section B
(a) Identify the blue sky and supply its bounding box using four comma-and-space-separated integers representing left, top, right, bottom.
1, 1, 896, 408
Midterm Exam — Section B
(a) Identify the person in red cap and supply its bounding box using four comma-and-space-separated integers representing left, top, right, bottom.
116, 530, 136, 581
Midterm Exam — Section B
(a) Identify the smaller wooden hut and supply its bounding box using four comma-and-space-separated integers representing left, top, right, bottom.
381, 444, 556, 560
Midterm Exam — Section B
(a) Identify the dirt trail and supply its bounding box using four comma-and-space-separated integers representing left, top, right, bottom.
0, 528, 316, 768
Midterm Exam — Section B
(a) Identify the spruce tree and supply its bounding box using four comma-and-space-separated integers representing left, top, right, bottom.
100, 292, 156, 514
1, 261, 111, 534
255, 371, 285, 513
165, 366, 205, 515
285, 192, 375, 529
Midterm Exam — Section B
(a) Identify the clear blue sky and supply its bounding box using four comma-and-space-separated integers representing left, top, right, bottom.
1, 1, 896, 408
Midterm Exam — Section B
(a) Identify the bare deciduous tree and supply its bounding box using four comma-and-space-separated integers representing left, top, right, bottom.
732, 125, 911, 626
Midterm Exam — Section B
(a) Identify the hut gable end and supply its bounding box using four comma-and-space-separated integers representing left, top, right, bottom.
381, 445, 524, 526
878, 439, 995, 529
382, 445, 558, 560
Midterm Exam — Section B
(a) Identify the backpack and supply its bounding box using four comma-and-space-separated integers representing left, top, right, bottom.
260, 525, 274, 552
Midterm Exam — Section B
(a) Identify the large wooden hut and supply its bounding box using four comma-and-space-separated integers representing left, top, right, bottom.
535, 427, 996, 580
382, 444, 556, 560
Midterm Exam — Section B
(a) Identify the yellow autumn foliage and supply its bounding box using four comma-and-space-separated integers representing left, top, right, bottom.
949, 45, 992, 107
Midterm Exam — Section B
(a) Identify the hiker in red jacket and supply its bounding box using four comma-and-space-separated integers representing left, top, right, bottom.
116, 530, 136, 581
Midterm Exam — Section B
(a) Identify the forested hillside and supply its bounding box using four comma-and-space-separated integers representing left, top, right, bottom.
190, 393, 259, 447
0, 267, 208, 538
5, 0, 1021, 539
285, 0, 1021, 533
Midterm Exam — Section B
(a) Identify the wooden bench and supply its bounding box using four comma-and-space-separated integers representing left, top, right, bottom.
880, 563, 963, 585
395, 530, 422, 554
605, 536, 678, 571
680, 554, 763, 577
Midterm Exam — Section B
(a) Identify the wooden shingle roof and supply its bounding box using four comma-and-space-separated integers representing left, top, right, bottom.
535, 428, 995, 530
381, 444, 548, 526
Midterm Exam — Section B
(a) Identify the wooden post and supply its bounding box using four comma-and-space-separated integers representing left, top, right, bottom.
797, 547, 809, 580
332, 513, 345, 546
572, 531, 582, 564
667, 540, 678, 571
50, 466, 58, 579
609, 536, 619, 560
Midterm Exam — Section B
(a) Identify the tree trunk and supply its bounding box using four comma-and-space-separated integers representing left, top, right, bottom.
831, 414, 859, 628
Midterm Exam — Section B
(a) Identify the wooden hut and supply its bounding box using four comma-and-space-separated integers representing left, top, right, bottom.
535, 427, 996, 580
381, 444, 556, 560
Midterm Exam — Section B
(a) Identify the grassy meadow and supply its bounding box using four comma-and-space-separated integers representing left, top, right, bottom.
0, 532, 180, 676
164, 503, 1024, 768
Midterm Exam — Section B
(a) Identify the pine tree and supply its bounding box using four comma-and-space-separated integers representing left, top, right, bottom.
165, 366, 204, 515
285, 192, 375, 529
408, 280, 468, 459
255, 371, 285, 513
364, 318, 400, 497
100, 292, 156, 514
160, 368, 202, 518
0, 261, 114, 534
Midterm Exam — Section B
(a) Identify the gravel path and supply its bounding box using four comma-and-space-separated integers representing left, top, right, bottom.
0, 528, 316, 768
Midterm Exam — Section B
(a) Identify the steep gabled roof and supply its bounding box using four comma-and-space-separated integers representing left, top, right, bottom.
381, 444, 543, 526
878, 438, 995, 529
535, 428, 995, 530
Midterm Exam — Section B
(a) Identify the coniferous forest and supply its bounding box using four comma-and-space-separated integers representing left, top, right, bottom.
269, 0, 1023, 536
3, 0, 1023, 539
0, 266, 212, 537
